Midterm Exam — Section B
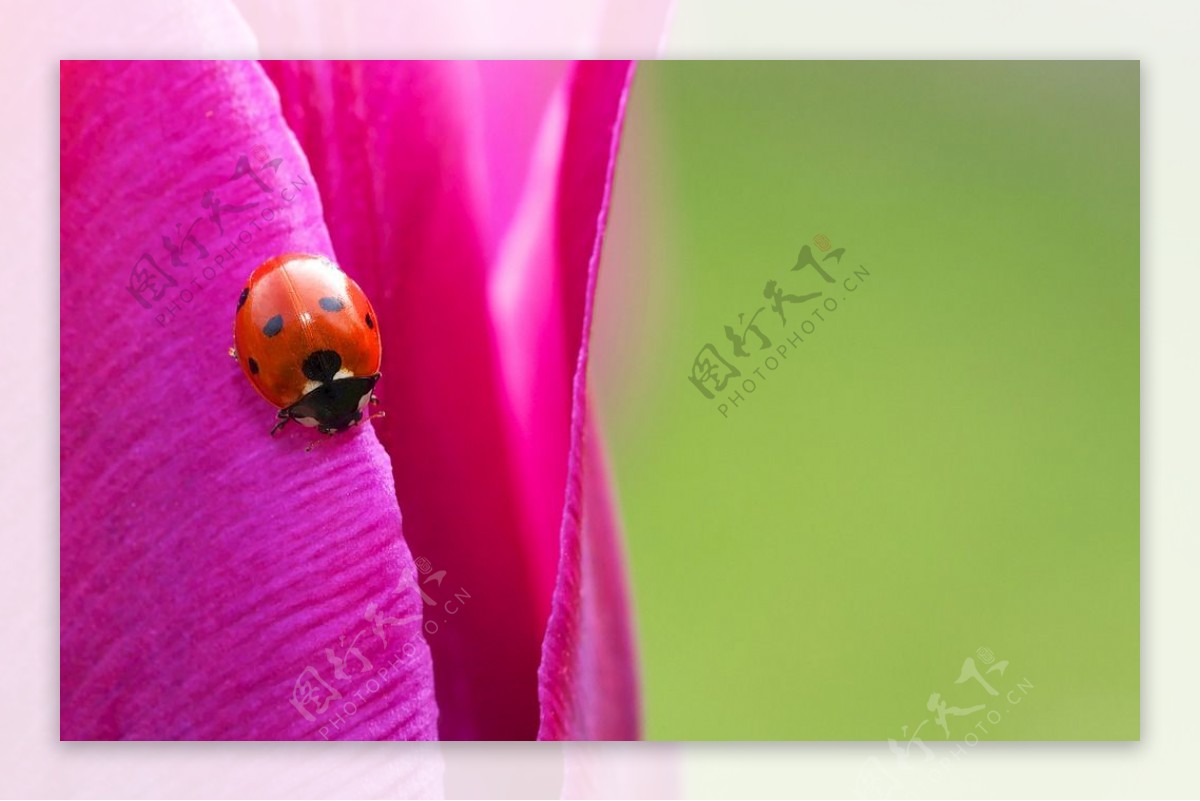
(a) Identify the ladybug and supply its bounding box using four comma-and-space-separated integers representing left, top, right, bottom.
231, 253, 382, 439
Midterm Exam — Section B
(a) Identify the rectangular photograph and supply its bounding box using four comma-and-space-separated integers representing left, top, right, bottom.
59, 59, 1139, 741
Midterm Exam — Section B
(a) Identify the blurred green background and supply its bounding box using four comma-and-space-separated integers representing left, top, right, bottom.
590, 62, 1138, 740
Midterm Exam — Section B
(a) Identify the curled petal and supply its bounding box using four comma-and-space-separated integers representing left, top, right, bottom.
263, 58, 553, 740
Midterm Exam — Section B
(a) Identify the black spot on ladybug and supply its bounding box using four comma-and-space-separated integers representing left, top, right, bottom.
319, 296, 345, 312
302, 349, 342, 383
237, 287, 249, 311
263, 314, 283, 337
365, 313, 374, 329
248, 357, 259, 375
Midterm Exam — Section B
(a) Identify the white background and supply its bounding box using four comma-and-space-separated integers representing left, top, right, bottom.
2, 0, 1195, 797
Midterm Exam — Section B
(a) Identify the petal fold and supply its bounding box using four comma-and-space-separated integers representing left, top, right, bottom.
534, 62, 641, 740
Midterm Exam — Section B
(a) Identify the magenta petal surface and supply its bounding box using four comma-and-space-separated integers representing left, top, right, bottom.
60, 60, 436, 740
261, 60, 640, 739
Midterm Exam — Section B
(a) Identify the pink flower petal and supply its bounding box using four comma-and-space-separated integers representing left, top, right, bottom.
261, 59, 553, 739
261, 60, 640, 739
60, 59, 436, 740
537, 413, 641, 740
534, 62, 641, 740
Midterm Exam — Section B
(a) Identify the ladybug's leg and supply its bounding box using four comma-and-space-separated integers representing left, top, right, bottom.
270, 410, 290, 437
305, 431, 334, 452
369, 394, 380, 405
305, 427, 337, 452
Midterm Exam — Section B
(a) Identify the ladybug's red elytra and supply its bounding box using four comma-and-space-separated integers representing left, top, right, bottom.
232, 253, 382, 439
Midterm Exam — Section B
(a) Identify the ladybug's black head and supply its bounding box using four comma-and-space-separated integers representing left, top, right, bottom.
283, 371, 380, 434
